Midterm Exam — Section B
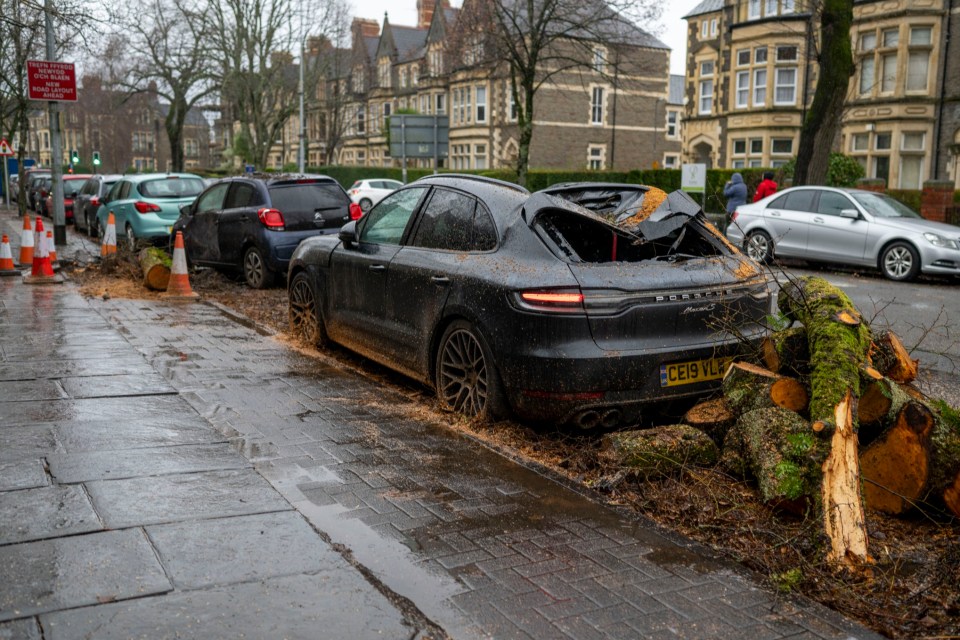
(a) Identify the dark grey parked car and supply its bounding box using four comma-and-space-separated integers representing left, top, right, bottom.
74, 174, 122, 236
287, 175, 772, 427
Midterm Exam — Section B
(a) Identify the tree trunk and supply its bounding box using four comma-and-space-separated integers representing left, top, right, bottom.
793, 0, 855, 186
858, 376, 912, 437
860, 401, 934, 515
870, 330, 918, 383
683, 397, 736, 444
762, 327, 809, 376
138, 247, 172, 291
600, 425, 719, 480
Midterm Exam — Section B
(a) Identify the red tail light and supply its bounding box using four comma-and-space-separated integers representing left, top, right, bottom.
516, 289, 585, 313
91, 196, 100, 206
257, 207, 285, 229
134, 201, 162, 214
349, 203, 363, 220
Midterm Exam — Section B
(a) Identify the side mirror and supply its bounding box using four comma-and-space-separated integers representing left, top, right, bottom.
179, 203, 193, 216
839, 208, 860, 220
339, 220, 358, 247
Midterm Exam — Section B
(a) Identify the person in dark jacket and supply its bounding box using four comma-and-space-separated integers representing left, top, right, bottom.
724, 172, 747, 215
753, 171, 778, 202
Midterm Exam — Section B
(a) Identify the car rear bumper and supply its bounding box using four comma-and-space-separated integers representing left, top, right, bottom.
265, 229, 339, 272
499, 329, 766, 426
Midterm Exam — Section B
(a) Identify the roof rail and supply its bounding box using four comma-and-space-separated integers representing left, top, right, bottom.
415, 173, 529, 194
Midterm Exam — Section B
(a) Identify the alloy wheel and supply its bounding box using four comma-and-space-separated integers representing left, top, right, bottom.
883, 246, 913, 280
243, 248, 267, 288
746, 232, 771, 263
437, 328, 488, 417
125, 226, 136, 252
288, 275, 321, 345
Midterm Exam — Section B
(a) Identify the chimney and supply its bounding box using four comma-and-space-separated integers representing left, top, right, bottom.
352, 18, 380, 39
417, 0, 450, 28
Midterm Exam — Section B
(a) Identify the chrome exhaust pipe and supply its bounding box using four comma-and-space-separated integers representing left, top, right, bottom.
576, 410, 601, 430
600, 409, 621, 429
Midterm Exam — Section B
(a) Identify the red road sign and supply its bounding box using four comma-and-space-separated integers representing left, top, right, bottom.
0, 139, 13, 156
27, 60, 77, 102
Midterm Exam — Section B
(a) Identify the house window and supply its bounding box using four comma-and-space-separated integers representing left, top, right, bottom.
733, 139, 746, 155
710, 18, 717, 36
900, 156, 923, 189
902, 132, 925, 151
776, 46, 797, 62
736, 71, 750, 108
400, 68, 408, 88
875, 132, 892, 150
452, 90, 459, 124
474, 144, 487, 169
383, 102, 391, 118
701, 21, 709, 38
753, 69, 767, 105
771, 138, 792, 154
851, 133, 869, 152
436, 93, 446, 114
699, 80, 713, 114
765, 0, 777, 15
357, 108, 365, 134
860, 57, 876, 94
593, 48, 605, 73
587, 145, 605, 170
907, 51, 929, 92
737, 49, 750, 66
775, 67, 796, 104
910, 26, 932, 45
748, 0, 760, 19
508, 89, 518, 121
861, 32, 877, 51
782, 0, 795, 14
750, 138, 763, 154
882, 28, 899, 48
464, 87, 472, 123
881, 54, 897, 92
357, 150, 366, 164
476, 85, 486, 123
666, 110, 678, 138
378, 60, 390, 88
663, 154, 679, 168
591, 86, 604, 124
700, 60, 715, 76
420, 95, 428, 114
755, 47, 767, 64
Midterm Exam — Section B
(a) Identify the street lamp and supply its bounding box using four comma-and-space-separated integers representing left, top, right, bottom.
298, 35, 309, 174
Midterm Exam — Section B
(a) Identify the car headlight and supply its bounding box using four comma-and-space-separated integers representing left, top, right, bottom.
923, 233, 959, 250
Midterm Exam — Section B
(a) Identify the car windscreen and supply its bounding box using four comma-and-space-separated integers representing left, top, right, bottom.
139, 177, 205, 198
63, 180, 85, 197
851, 192, 922, 219
268, 183, 349, 220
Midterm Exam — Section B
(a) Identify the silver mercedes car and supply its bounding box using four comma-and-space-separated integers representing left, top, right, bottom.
726, 186, 960, 281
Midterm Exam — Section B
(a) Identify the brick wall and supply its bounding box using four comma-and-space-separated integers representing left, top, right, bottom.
920, 180, 955, 222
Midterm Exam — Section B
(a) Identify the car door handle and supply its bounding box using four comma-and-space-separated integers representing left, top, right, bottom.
813, 217, 825, 224
430, 276, 450, 285
368, 264, 386, 272
769, 211, 782, 217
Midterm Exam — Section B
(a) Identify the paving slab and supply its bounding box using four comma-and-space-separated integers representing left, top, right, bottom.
0, 485, 102, 545
0, 394, 195, 426
0, 425, 59, 463
86, 469, 292, 528
54, 418, 223, 452
0, 618, 42, 640
146, 511, 345, 589
0, 460, 47, 492
0, 356, 156, 382
59, 373, 176, 399
39, 572, 412, 640
0, 379, 66, 402
0, 528, 171, 622
47, 442, 249, 483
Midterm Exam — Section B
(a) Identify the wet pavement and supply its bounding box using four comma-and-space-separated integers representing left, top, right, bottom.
0, 206, 884, 639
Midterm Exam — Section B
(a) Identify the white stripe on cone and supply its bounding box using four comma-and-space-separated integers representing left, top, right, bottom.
171, 246, 188, 274
103, 219, 116, 248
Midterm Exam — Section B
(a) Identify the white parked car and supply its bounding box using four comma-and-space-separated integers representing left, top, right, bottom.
348, 179, 403, 213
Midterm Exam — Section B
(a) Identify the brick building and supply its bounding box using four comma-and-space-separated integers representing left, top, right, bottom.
281, 0, 681, 172
681, 0, 960, 189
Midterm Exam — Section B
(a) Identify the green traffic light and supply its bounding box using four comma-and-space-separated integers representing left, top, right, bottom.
92, 151, 101, 166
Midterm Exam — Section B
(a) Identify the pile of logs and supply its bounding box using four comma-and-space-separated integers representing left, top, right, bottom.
602, 276, 960, 569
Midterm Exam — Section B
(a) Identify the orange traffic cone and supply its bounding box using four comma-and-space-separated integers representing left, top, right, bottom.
17, 214, 34, 267
23, 218, 64, 285
1, 234, 20, 276
46, 230, 57, 264
162, 231, 198, 299
101, 212, 117, 257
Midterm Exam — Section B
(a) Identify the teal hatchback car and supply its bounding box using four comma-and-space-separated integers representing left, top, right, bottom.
95, 173, 206, 250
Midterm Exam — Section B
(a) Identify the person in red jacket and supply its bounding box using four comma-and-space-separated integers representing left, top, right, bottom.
754, 172, 778, 202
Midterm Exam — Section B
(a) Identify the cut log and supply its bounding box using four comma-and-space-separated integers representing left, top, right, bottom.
870, 330, 918, 384
858, 377, 912, 444
138, 247, 172, 291
761, 327, 809, 376
927, 400, 960, 519
722, 362, 808, 415
683, 397, 736, 444
721, 406, 830, 514
860, 401, 934, 515
600, 425, 719, 480
821, 390, 871, 567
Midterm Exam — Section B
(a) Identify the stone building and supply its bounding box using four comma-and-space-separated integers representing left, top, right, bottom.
681, 0, 960, 189
284, 0, 681, 172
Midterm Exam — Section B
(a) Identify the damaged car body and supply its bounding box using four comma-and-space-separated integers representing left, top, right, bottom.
288, 175, 771, 427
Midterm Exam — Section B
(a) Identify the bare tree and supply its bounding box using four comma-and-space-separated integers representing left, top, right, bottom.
312, 0, 353, 166
208, 0, 338, 169
793, 0, 855, 185
110, 0, 217, 172
460, 0, 660, 186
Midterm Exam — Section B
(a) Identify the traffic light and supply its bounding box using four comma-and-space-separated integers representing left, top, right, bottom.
92, 151, 101, 166
70, 149, 79, 164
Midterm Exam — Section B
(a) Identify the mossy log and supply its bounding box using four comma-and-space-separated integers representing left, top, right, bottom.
599, 425, 719, 480
683, 397, 736, 444
762, 327, 809, 376
721, 406, 830, 514
858, 376, 913, 444
927, 400, 960, 518
870, 330, 918, 384
722, 361, 808, 415
860, 401, 935, 515
778, 277, 872, 567
138, 247, 172, 291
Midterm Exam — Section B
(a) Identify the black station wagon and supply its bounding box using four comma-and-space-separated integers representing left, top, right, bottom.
287, 175, 771, 427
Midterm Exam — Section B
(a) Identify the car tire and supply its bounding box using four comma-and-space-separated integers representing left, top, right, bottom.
288, 271, 327, 347
125, 225, 137, 252
242, 246, 274, 289
744, 230, 774, 264
880, 241, 920, 282
359, 198, 372, 212
434, 320, 509, 422
85, 213, 96, 238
